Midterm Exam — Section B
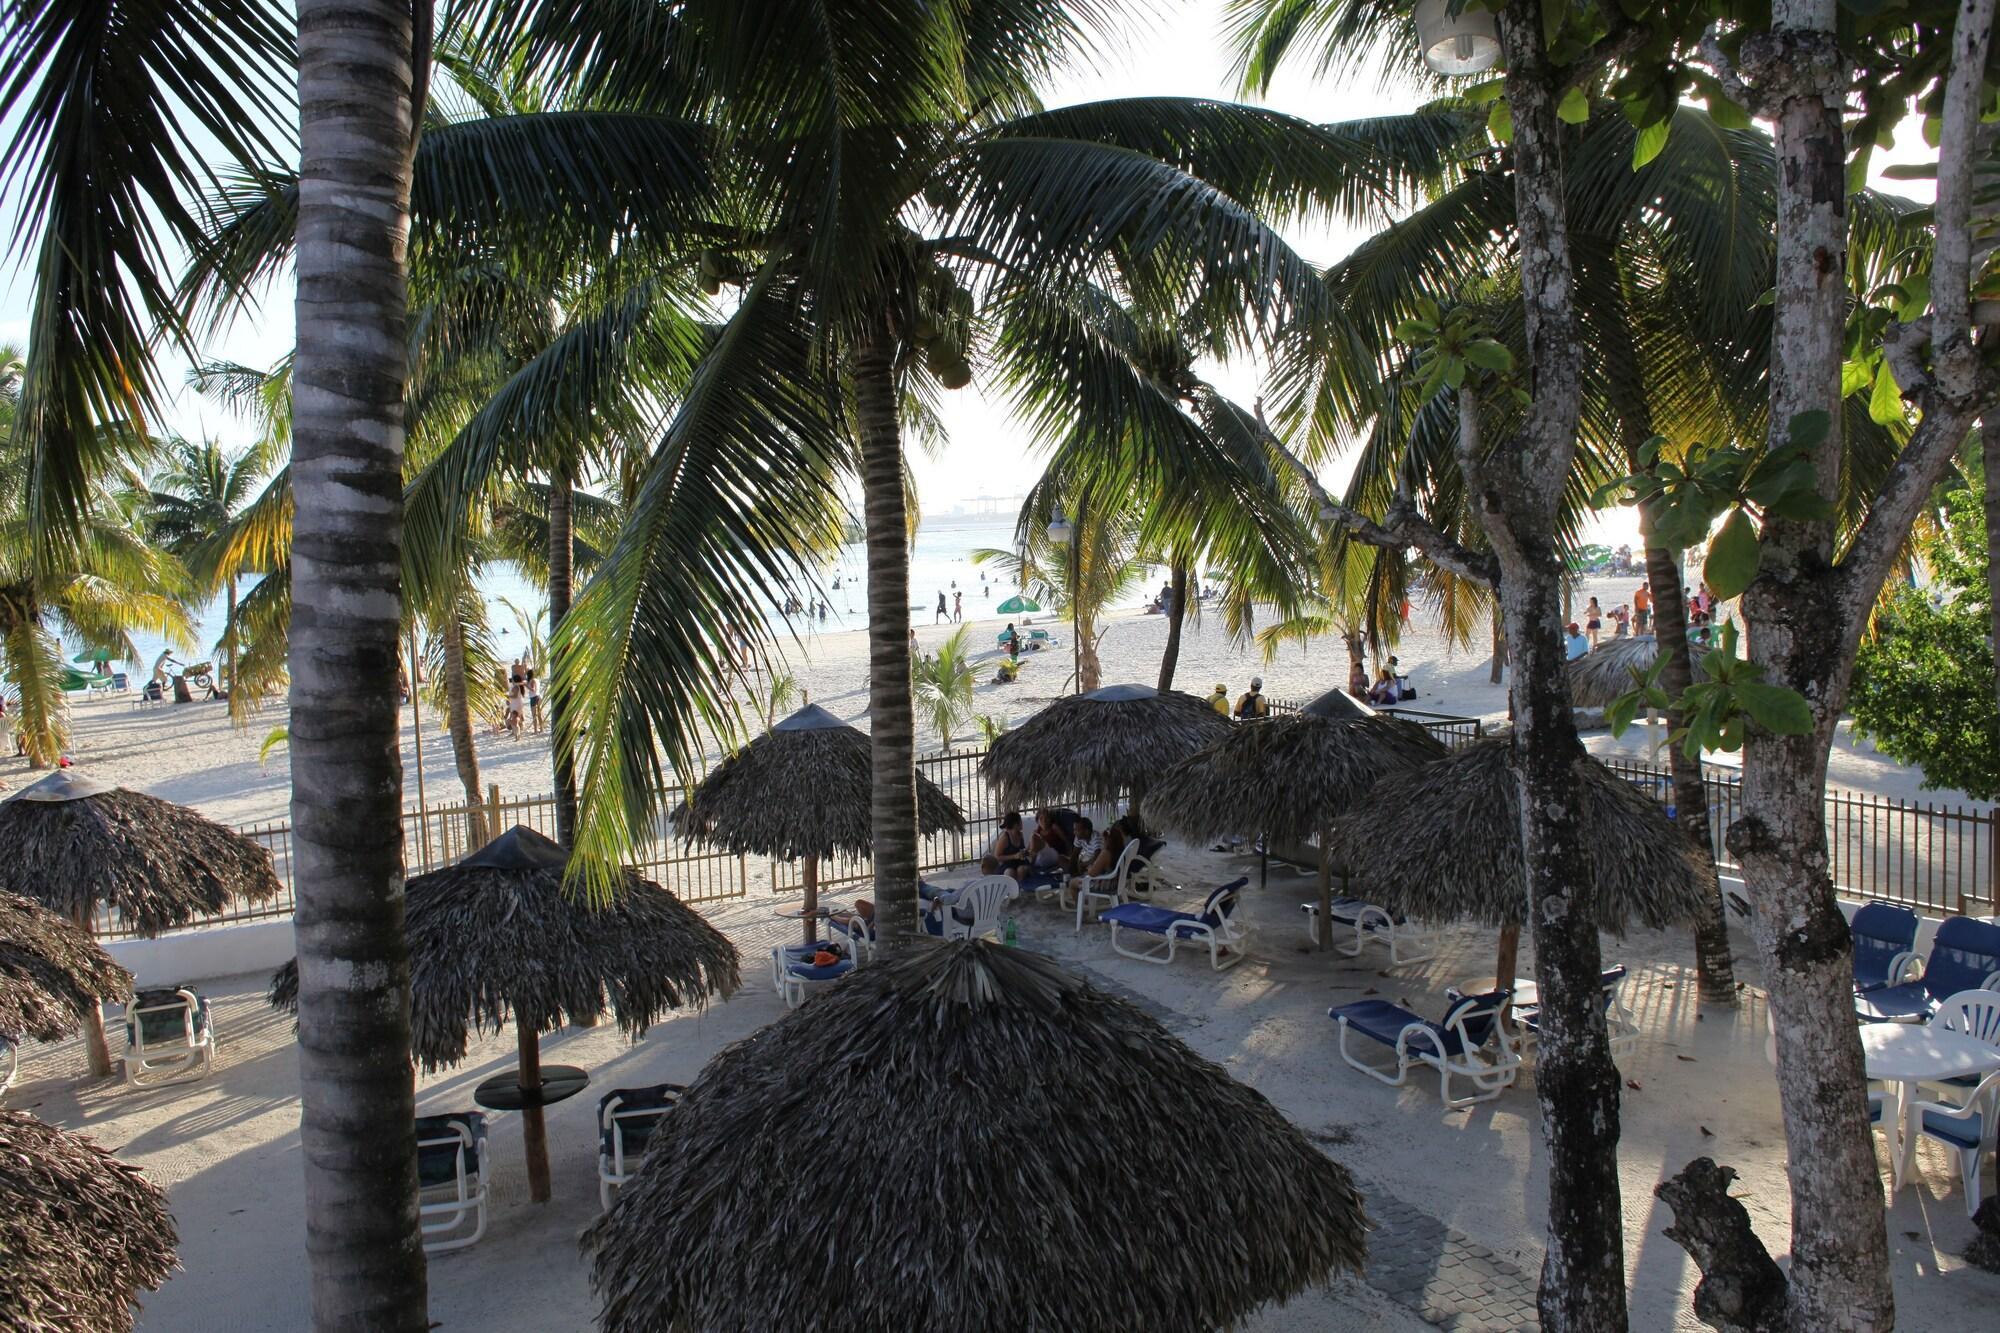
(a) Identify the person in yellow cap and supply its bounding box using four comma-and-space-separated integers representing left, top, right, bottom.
1209, 683, 1230, 716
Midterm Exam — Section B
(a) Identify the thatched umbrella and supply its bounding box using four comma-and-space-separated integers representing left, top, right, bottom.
1144, 714, 1445, 947
980, 683, 1231, 815
588, 941, 1366, 1332
271, 824, 738, 1203
1, 1109, 177, 1331
1330, 737, 1717, 988
1302, 686, 1374, 720
0, 770, 280, 1076
0, 891, 131, 1087
672, 703, 966, 946
1565, 634, 1709, 708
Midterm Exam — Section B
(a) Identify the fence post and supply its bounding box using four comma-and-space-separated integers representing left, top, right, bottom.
1984, 814, 1995, 917
487, 783, 502, 844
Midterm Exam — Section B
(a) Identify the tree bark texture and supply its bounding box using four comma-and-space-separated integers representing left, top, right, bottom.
1156, 559, 1190, 692
854, 321, 920, 954
1655, 1158, 1789, 1332
1482, 14, 1630, 1327
547, 466, 577, 848
440, 612, 487, 847
290, 0, 428, 1320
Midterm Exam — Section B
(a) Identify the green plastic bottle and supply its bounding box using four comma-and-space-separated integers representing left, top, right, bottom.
1003, 916, 1018, 947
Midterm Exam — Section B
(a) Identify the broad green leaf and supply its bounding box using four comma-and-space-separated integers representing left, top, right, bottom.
1488, 100, 1513, 144
1735, 680, 1815, 735
1462, 77, 1507, 105
1542, 0, 1568, 47
1558, 87, 1591, 124
1633, 119, 1670, 169
1442, 356, 1465, 389
1895, 272, 1930, 320
1704, 508, 1761, 599
1869, 360, 1904, 425
1787, 409, 1832, 451
1841, 357, 1874, 397
1393, 319, 1438, 342
1462, 339, 1514, 372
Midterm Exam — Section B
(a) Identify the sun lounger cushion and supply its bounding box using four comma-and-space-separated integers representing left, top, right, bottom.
414, 1113, 487, 1188
1331, 999, 1481, 1059
786, 960, 852, 982
1098, 903, 1211, 939
1919, 1106, 1986, 1151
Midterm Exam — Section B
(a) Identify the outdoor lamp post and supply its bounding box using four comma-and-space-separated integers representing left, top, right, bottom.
1046, 512, 1078, 693
1412, 0, 1501, 75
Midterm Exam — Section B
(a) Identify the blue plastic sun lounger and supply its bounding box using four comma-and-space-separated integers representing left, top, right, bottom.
1850, 903, 1921, 993
1855, 916, 2000, 1023
1330, 988, 1522, 1108
1100, 877, 1248, 971
598, 1083, 684, 1208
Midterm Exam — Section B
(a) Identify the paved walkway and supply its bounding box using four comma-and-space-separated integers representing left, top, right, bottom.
1074, 958, 1542, 1332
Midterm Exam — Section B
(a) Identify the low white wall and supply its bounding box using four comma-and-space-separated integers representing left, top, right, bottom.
107, 918, 296, 989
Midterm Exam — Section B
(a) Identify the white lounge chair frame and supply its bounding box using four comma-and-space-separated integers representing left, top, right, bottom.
1907, 1070, 2000, 1216
1105, 885, 1249, 972
1067, 838, 1145, 932
1334, 995, 1522, 1109
1505, 975, 1640, 1062
121, 987, 215, 1088
418, 1118, 488, 1253
598, 1090, 677, 1210
777, 955, 852, 1009
1299, 900, 1438, 966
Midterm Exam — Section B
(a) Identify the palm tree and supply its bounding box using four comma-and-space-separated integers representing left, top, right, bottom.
142, 435, 279, 695
911, 626, 979, 751
975, 506, 1148, 693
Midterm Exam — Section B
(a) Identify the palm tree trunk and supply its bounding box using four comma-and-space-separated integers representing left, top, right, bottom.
290, 0, 428, 1320
441, 613, 486, 847
225, 574, 238, 694
1156, 559, 1190, 691
548, 464, 577, 848
854, 319, 920, 954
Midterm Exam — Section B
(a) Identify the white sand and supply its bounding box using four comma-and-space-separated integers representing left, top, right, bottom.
17, 574, 1987, 830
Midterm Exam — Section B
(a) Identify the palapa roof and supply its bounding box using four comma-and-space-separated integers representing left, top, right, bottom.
672, 703, 965, 859
0, 771, 280, 935
0, 891, 130, 1043
980, 683, 1232, 809
1, 1109, 176, 1332
588, 942, 1366, 1333
271, 826, 740, 1070
1144, 713, 1446, 847
1302, 687, 1374, 720
1330, 738, 1715, 930
1566, 635, 1708, 708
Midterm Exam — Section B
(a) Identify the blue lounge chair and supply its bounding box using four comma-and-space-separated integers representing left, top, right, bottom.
1855, 916, 2000, 1023
598, 1083, 684, 1208
1300, 897, 1438, 966
416, 1112, 489, 1252
1503, 967, 1639, 1059
778, 957, 853, 1008
122, 986, 215, 1087
1330, 988, 1522, 1108
1850, 903, 1921, 993
1100, 878, 1249, 971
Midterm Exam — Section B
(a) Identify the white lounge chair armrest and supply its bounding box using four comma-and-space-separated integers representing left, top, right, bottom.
1395, 1021, 1441, 1058
1885, 951, 1921, 986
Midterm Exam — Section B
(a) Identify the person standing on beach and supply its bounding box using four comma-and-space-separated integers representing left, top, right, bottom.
526, 665, 544, 732
1633, 582, 1650, 634
935, 591, 948, 624
1583, 597, 1603, 647
952, 590, 962, 623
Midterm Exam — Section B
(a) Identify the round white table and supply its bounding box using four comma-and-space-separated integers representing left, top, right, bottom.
1860, 1025, 2000, 1188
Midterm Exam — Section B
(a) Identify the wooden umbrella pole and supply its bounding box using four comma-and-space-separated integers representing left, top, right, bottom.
1317, 833, 1333, 952
518, 1022, 552, 1203
76, 905, 113, 1077
1494, 923, 1522, 1024
802, 853, 819, 949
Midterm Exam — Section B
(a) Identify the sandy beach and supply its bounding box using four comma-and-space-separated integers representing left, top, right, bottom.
19, 573, 1987, 832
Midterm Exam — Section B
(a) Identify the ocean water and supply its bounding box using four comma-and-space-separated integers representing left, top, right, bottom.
102, 515, 1158, 680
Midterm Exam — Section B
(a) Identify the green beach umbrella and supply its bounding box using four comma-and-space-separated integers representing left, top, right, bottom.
995, 594, 1041, 614
71, 648, 113, 665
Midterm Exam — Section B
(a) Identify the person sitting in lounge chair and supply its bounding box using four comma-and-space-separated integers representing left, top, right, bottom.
1069, 816, 1100, 875
1029, 808, 1072, 871
1079, 824, 1127, 879
989, 811, 1031, 880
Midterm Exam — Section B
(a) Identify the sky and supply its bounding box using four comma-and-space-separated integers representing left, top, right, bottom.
0, 2, 1939, 548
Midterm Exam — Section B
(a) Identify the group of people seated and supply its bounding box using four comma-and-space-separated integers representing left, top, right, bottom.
986, 807, 1130, 883
1346, 657, 1406, 705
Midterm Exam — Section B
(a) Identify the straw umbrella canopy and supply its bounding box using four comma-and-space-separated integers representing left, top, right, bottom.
672, 704, 966, 945
270, 824, 739, 1202
0, 892, 131, 1074
1144, 714, 1445, 944
1565, 635, 1709, 708
1302, 686, 1374, 720
0, 771, 280, 1076
981, 683, 1231, 815
588, 941, 1366, 1332
1330, 738, 1717, 985
1, 1109, 176, 1332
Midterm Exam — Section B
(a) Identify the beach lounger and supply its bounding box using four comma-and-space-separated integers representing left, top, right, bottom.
598, 1083, 683, 1209
1855, 916, 2000, 1023
1068, 838, 1146, 932
1100, 877, 1249, 971
1330, 988, 1521, 1109
416, 1112, 489, 1252
1300, 898, 1438, 967
121, 986, 215, 1088
1500, 967, 1638, 1060
778, 956, 854, 1009
768, 940, 843, 994
1850, 903, 1921, 993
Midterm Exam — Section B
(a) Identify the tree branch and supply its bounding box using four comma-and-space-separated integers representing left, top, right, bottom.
1694, 25, 1776, 121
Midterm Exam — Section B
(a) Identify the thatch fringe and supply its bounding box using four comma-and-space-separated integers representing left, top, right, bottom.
1, 1109, 177, 1332
1144, 714, 1445, 846
0, 892, 130, 1042
0, 776, 280, 935
588, 941, 1367, 1333
1565, 635, 1707, 708
271, 827, 740, 1070
980, 684, 1231, 810
674, 704, 965, 858
1331, 738, 1716, 930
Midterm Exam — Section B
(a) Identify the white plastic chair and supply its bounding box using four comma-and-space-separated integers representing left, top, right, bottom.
121, 986, 215, 1088
940, 875, 1016, 942
1920, 988, 2000, 1103
1068, 838, 1144, 932
1908, 1070, 2000, 1216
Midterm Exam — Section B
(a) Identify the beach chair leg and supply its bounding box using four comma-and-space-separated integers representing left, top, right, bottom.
1336, 1019, 1410, 1089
